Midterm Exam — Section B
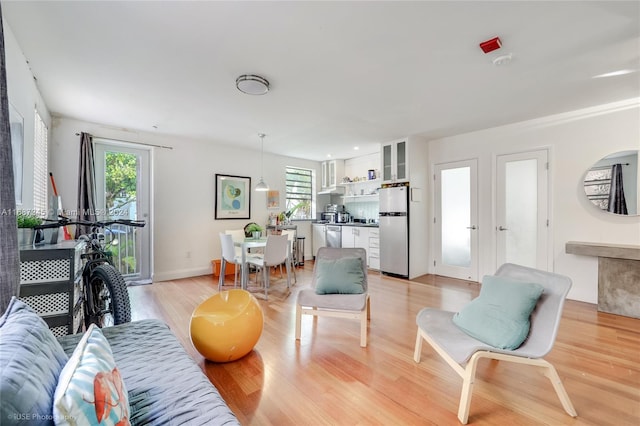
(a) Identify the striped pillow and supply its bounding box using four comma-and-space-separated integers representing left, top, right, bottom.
53, 324, 130, 426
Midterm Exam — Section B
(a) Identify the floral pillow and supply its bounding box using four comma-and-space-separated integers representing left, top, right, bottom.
53, 324, 130, 426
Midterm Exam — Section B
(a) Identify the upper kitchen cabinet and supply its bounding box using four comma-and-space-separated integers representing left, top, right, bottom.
381, 140, 408, 183
320, 159, 345, 193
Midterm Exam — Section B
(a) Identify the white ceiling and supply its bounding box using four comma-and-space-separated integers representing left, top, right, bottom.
3, 1, 639, 161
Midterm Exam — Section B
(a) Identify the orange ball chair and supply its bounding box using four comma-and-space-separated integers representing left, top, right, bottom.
190, 289, 264, 362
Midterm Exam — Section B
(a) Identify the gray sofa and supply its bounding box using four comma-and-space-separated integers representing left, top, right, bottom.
0, 298, 239, 426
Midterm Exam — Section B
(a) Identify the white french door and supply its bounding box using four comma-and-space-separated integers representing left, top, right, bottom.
434, 159, 478, 281
94, 141, 152, 282
496, 149, 549, 271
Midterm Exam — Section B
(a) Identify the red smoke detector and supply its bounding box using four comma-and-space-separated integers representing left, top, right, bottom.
479, 37, 502, 53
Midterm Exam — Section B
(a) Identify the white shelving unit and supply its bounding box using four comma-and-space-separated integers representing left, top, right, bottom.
339, 179, 381, 200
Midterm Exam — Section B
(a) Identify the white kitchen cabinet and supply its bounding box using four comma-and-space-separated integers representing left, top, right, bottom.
381, 140, 408, 183
312, 223, 327, 258
368, 229, 380, 270
341, 226, 355, 248
342, 226, 370, 265
354, 227, 369, 250
321, 160, 345, 191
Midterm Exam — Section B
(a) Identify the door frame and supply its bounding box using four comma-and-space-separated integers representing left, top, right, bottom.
433, 159, 479, 281
94, 139, 153, 282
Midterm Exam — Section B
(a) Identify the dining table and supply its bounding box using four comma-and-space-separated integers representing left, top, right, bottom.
234, 237, 292, 290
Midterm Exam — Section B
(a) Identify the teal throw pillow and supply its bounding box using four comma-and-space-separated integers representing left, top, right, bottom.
315, 257, 365, 295
452, 275, 544, 350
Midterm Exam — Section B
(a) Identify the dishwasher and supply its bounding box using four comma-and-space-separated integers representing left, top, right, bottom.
326, 225, 342, 248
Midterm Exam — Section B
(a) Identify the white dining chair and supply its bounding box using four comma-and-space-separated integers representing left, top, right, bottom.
281, 229, 297, 284
225, 229, 246, 258
219, 232, 243, 290
245, 234, 290, 299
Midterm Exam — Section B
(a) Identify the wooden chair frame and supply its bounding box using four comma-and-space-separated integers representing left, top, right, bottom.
414, 327, 577, 424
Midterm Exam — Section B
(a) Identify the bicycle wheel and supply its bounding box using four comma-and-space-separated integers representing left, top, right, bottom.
85, 264, 132, 328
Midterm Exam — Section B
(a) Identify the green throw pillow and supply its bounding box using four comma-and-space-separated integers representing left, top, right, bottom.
452, 275, 544, 350
315, 257, 365, 295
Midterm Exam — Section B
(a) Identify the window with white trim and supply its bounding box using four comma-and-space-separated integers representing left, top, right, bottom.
285, 166, 313, 220
33, 110, 48, 217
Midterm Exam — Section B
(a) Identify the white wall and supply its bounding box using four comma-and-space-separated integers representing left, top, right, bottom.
50, 117, 320, 281
426, 99, 640, 303
4, 19, 51, 210
344, 152, 379, 179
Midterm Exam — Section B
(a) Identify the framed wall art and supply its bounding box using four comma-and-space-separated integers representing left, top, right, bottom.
215, 174, 251, 219
267, 190, 279, 209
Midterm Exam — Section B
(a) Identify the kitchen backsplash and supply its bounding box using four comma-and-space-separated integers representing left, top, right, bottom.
344, 200, 379, 222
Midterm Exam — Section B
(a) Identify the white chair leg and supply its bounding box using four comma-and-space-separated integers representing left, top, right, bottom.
295, 304, 302, 340
218, 259, 225, 291
233, 263, 238, 288
264, 266, 269, 299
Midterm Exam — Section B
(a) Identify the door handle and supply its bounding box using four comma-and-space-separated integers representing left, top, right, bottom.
466, 225, 477, 230
498, 226, 508, 231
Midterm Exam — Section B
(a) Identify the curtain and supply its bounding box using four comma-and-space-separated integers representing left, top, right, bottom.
0, 4, 21, 312
76, 132, 97, 237
607, 163, 628, 215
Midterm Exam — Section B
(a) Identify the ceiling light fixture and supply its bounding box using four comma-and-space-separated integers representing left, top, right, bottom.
255, 133, 269, 192
236, 74, 270, 95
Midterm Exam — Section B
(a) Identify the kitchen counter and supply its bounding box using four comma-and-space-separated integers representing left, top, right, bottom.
340, 223, 379, 228
312, 221, 378, 228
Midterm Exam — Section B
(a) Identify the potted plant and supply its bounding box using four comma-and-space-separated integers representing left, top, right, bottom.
245, 223, 263, 239
283, 200, 310, 223
16, 212, 43, 246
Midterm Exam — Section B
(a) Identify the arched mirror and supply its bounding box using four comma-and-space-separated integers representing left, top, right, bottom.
583, 150, 639, 216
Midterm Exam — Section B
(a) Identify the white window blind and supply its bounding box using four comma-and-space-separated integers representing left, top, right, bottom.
33, 110, 48, 217
285, 166, 314, 220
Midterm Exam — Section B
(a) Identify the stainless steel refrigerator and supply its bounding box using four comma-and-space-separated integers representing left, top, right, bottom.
379, 185, 409, 278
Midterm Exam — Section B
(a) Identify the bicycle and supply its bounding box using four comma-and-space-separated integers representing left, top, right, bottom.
34, 216, 146, 328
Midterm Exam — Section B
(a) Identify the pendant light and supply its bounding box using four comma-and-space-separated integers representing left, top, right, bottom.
255, 133, 269, 191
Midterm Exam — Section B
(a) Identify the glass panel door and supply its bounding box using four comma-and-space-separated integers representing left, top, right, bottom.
94, 141, 152, 282
496, 150, 548, 270
434, 159, 478, 281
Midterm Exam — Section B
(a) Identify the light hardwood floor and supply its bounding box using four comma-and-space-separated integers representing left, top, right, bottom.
128, 263, 639, 426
